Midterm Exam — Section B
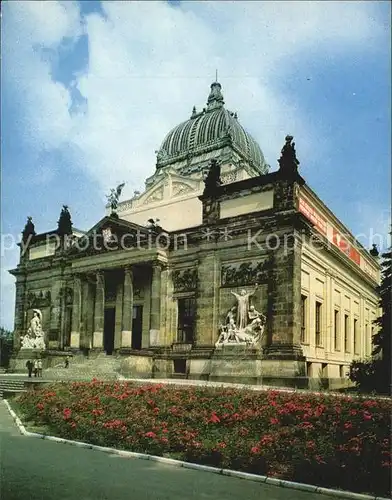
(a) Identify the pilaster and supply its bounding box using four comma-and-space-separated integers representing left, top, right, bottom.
195, 252, 219, 346
70, 275, 82, 348
121, 266, 133, 348
264, 231, 304, 361
93, 271, 105, 348
13, 275, 27, 351
49, 278, 63, 349
150, 262, 162, 346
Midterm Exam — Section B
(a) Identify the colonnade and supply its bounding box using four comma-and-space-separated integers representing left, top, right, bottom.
69, 263, 162, 350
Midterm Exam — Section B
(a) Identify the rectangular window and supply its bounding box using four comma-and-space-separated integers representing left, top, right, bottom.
300, 295, 307, 343
344, 314, 350, 352
334, 309, 340, 351
177, 298, 196, 343
315, 301, 322, 346
354, 318, 359, 354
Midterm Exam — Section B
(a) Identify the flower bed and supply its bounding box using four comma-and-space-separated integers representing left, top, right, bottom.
14, 381, 391, 497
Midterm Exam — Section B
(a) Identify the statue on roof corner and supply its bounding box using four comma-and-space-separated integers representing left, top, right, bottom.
22, 216, 36, 243
203, 159, 222, 196
57, 205, 73, 236
106, 182, 125, 217
278, 135, 300, 174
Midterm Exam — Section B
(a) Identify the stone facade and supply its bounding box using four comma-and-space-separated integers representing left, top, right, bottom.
9, 83, 380, 389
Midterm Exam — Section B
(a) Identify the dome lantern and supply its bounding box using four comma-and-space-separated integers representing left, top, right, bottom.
155, 81, 268, 176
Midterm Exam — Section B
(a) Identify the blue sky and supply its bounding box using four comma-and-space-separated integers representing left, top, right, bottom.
1, 0, 391, 330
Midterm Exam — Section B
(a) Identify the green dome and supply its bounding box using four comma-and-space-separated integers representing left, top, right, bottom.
155, 82, 268, 174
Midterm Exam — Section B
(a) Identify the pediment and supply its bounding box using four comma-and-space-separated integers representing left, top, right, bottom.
172, 181, 196, 197
136, 169, 201, 207
66, 216, 154, 258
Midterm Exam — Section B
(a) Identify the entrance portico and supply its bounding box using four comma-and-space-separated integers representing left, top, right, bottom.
69, 255, 166, 354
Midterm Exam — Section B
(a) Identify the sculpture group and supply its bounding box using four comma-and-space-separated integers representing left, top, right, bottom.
21, 309, 46, 349
215, 285, 266, 348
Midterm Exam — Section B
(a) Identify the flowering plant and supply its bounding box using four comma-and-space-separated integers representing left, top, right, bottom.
15, 381, 391, 497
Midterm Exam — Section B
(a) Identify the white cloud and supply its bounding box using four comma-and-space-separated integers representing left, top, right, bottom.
3, 0, 385, 198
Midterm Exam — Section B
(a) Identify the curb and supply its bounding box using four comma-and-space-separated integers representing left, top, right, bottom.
3, 400, 389, 500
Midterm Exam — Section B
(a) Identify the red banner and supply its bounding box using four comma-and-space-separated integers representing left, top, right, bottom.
332, 229, 361, 265
298, 197, 327, 234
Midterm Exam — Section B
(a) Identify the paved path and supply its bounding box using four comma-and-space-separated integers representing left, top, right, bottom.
0, 401, 334, 500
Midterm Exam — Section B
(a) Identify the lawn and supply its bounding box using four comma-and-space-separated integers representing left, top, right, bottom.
13, 380, 391, 497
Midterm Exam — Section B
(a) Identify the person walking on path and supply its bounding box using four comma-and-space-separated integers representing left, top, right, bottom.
37, 359, 43, 378
64, 356, 69, 368
25, 360, 33, 378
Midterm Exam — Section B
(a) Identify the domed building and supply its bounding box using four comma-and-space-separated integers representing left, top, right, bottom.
9, 80, 380, 390
115, 81, 269, 230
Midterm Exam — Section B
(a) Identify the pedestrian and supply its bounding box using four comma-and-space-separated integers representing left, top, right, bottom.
26, 360, 33, 378
33, 359, 38, 377
64, 356, 69, 368
37, 358, 43, 378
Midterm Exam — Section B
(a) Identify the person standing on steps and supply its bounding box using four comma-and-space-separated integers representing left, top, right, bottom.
33, 359, 38, 377
26, 360, 33, 378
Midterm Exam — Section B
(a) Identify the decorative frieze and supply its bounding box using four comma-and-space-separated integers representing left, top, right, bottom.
173, 268, 198, 292
26, 290, 51, 309
172, 182, 194, 197
221, 261, 268, 287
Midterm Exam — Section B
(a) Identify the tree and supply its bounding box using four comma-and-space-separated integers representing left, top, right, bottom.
0, 327, 13, 368
372, 248, 391, 393
349, 247, 391, 394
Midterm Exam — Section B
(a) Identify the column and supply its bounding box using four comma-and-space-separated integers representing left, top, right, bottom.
93, 271, 105, 348
149, 263, 162, 346
121, 266, 133, 348
70, 275, 82, 348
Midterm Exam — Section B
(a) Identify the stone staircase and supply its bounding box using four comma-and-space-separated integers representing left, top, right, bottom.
44, 353, 121, 381
0, 378, 27, 398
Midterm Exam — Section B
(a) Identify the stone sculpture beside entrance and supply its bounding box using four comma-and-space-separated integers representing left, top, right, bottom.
20, 309, 46, 350
215, 285, 266, 348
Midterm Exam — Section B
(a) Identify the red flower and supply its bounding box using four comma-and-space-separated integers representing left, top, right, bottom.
363, 411, 372, 421
270, 417, 279, 425
251, 446, 260, 454
299, 421, 314, 430
344, 422, 353, 429
208, 412, 220, 424
36, 403, 44, 410
63, 408, 72, 420
145, 431, 156, 438
217, 442, 226, 449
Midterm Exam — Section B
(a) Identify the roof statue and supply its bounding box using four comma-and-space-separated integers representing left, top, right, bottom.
57, 205, 73, 236
370, 244, 379, 257
278, 135, 300, 175
106, 182, 125, 217
22, 216, 36, 243
203, 159, 222, 196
